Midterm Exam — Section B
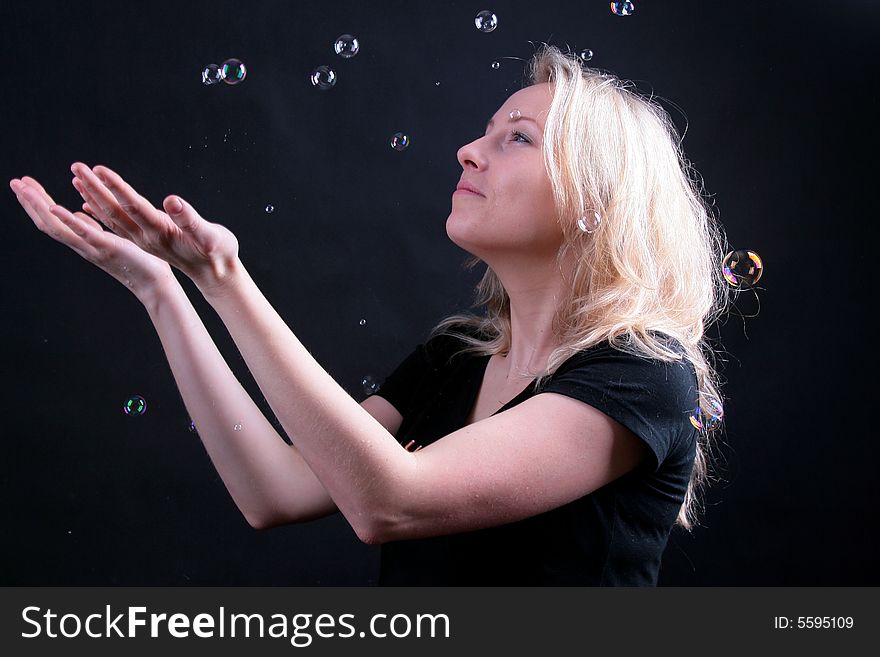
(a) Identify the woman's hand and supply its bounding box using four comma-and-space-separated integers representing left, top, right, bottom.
69, 162, 240, 292
10, 175, 178, 306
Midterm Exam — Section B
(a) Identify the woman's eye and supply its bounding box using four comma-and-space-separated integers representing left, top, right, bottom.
511, 131, 530, 143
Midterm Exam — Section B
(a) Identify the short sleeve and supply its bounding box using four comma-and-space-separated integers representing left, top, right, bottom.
540, 344, 698, 473
371, 343, 431, 419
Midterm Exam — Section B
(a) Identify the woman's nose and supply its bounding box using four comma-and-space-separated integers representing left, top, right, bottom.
457, 136, 485, 170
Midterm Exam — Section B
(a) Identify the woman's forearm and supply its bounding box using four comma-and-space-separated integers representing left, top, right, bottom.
193, 258, 413, 543
141, 282, 331, 529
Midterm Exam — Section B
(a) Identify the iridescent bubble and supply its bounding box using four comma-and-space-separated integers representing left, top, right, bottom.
576, 211, 601, 233
359, 319, 367, 326
124, 395, 146, 416
722, 249, 763, 287
689, 398, 724, 431
310, 65, 337, 90
509, 109, 521, 120
334, 34, 360, 58
189, 420, 197, 433
491, 60, 500, 70
220, 58, 247, 85
362, 375, 380, 396
390, 132, 409, 151
265, 204, 274, 213
611, 1, 635, 16
579, 49, 594, 62
201, 64, 221, 85
475, 10, 498, 32
234, 423, 242, 431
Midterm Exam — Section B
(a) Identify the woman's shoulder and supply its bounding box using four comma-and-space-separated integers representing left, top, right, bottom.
556, 331, 696, 389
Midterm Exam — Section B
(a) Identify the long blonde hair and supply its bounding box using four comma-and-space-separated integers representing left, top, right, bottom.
428, 44, 730, 531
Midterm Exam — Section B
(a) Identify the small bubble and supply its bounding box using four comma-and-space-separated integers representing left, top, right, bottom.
576, 211, 601, 234
390, 132, 410, 151
234, 423, 242, 431
334, 34, 360, 58
189, 420, 197, 433
579, 49, 594, 62
611, 1, 635, 16
722, 249, 763, 287
689, 398, 724, 431
362, 375, 380, 396
475, 10, 498, 32
359, 318, 366, 326
310, 65, 337, 90
491, 60, 500, 70
435, 81, 441, 86
509, 109, 521, 120
265, 204, 274, 213
124, 395, 147, 416
220, 58, 247, 85
201, 64, 221, 85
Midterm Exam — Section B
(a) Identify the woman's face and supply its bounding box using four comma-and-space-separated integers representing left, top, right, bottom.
446, 82, 561, 261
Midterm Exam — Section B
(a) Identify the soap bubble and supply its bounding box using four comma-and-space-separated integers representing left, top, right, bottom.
390, 132, 410, 151
722, 249, 763, 287
611, 1, 635, 16
362, 375, 380, 396
220, 58, 247, 85
509, 109, 521, 120
189, 420, 197, 433
359, 318, 367, 326
124, 395, 146, 416
491, 60, 500, 70
311, 65, 337, 90
577, 211, 601, 233
201, 64, 221, 85
234, 423, 242, 431
579, 49, 594, 62
475, 10, 498, 32
689, 398, 724, 431
265, 204, 274, 213
334, 34, 360, 58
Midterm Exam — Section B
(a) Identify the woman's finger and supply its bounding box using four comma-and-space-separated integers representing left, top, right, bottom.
70, 163, 141, 239
80, 163, 169, 237
15, 184, 96, 261
19, 176, 57, 206
12, 181, 63, 237
72, 178, 113, 231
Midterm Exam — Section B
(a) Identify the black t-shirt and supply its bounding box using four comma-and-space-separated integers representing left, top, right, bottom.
372, 327, 698, 586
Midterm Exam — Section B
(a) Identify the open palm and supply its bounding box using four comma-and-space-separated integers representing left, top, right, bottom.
11, 175, 176, 301
69, 162, 240, 287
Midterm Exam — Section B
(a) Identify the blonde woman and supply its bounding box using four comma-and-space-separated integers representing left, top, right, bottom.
10, 44, 727, 585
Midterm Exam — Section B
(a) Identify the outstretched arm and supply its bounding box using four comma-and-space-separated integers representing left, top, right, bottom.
190, 258, 413, 543
10, 173, 339, 530
142, 282, 342, 529
71, 163, 414, 543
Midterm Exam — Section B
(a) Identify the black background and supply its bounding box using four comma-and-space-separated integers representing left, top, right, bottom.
0, 0, 876, 585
